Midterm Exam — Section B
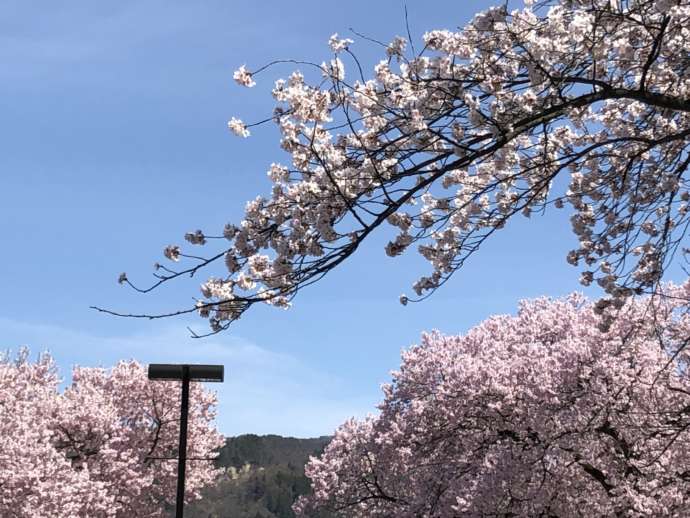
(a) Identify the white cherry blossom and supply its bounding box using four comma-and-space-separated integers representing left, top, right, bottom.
113, 0, 690, 333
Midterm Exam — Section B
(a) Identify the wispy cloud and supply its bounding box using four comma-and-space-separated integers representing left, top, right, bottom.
0, 317, 376, 437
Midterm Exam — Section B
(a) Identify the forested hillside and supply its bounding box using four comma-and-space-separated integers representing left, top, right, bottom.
185, 435, 331, 518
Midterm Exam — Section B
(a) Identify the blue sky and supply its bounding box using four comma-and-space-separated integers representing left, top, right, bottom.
1, 0, 614, 437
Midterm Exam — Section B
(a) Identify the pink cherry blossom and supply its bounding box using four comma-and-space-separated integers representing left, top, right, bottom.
227, 117, 250, 138
233, 65, 256, 88
296, 282, 690, 517
328, 33, 354, 53
0, 351, 224, 517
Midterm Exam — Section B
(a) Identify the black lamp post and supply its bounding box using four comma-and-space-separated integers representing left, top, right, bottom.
148, 364, 224, 518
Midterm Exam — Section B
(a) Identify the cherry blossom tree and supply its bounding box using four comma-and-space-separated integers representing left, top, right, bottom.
102, 0, 690, 334
0, 351, 224, 517
294, 282, 690, 517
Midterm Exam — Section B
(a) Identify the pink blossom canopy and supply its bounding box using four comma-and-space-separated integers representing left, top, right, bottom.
0, 353, 224, 517
297, 284, 690, 516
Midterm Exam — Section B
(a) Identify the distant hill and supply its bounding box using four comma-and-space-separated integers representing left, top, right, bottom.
185, 434, 332, 518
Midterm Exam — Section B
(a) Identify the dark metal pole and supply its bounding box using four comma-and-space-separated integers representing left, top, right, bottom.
175, 365, 190, 518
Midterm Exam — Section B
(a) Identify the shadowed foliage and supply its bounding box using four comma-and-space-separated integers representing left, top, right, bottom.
185, 434, 331, 518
